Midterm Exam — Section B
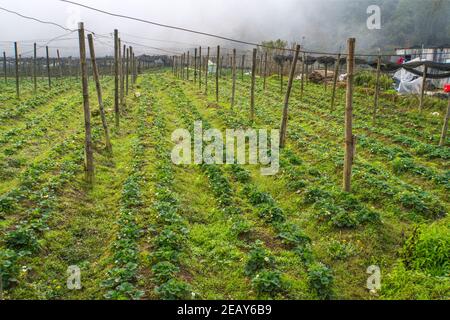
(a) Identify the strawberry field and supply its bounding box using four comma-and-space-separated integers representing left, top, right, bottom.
0, 67, 448, 300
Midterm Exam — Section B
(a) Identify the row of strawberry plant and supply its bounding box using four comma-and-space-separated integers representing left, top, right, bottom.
141, 78, 193, 300
102, 89, 149, 299
0, 133, 84, 291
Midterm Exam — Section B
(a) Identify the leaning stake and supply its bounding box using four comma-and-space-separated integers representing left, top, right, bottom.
88, 34, 113, 154
78, 23, 94, 184
280, 45, 300, 148
343, 38, 356, 193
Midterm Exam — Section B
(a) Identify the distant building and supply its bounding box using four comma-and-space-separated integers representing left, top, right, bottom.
395, 45, 450, 88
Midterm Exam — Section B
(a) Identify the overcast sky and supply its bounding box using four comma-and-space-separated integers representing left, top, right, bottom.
0, 0, 367, 57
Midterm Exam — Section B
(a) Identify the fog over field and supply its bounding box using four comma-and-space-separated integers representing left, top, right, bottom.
1, 0, 449, 57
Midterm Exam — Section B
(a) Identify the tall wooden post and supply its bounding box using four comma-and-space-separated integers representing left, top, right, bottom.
205, 47, 210, 95
331, 54, 341, 110
14, 42, 19, 98
419, 65, 428, 112
114, 29, 120, 127
46, 46, 51, 88
33, 43, 37, 92
250, 48, 257, 122
3, 51, 6, 83
194, 48, 197, 84
280, 45, 300, 148
231, 48, 237, 108
120, 43, 125, 107
131, 54, 134, 83
216, 46, 220, 102
126, 47, 130, 95
199, 47, 202, 89
78, 23, 94, 184
439, 95, 450, 147
343, 38, 356, 193
88, 34, 112, 154
263, 51, 268, 91
373, 55, 381, 123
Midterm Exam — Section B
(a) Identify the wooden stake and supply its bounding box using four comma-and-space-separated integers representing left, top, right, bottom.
373, 55, 381, 123
181, 53, 185, 80
120, 43, 125, 107
250, 48, 257, 122
114, 29, 120, 127
14, 42, 19, 98
331, 54, 341, 110
343, 38, 356, 193
263, 51, 268, 91
46, 46, 51, 89
439, 94, 450, 146
187, 51, 190, 81
419, 65, 428, 112
78, 23, 94, 184
88, 34, 112, 154
33, 43, 37, 92
216, 45, 220, 102
194, 48, 197, 84
205, 47, 210, 95
199, 46, 202, 89
126, 47, 130, 95
231, 48, 237, 108
280, 45, 300, 148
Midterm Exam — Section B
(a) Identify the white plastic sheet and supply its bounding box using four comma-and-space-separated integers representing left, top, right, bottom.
394, 58, 423, 94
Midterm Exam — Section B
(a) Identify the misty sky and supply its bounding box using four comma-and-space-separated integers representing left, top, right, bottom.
0, 0, 376, 57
